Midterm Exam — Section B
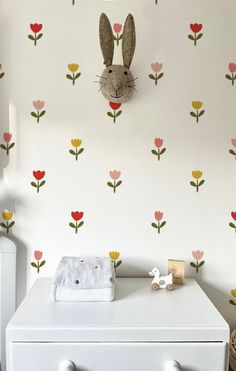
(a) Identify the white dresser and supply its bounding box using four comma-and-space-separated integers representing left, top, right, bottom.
6, 278, 229, 371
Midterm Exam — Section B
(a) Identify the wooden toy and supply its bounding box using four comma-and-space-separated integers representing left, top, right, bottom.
149, 267, 173, 291
168, 259, 185, 285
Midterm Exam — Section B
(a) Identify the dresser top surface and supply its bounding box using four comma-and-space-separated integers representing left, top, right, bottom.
7, 278, 229, 342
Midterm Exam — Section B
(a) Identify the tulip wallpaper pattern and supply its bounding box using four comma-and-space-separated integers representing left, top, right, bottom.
1, 0, 236, 327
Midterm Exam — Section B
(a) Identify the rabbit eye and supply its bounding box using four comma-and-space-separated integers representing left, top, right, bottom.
124, 71, 128, 75
109, 69, 112, 73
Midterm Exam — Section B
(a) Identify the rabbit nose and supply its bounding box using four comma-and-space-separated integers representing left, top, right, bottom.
114, 81, 122, 90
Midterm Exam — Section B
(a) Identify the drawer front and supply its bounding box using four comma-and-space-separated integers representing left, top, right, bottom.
9, 342, 228, 371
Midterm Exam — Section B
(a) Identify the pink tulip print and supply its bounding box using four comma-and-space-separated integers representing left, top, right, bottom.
151, 211, 166, 234
0, 64, 5, 79
0, 132, 15, 155
229, 138, 236, 159
31, 250, 46, 273
31, 100, 46, 123
149, 63, 164, 85
188, 23, 203, 46
107, 171, 122, 193
225, 63, 236, 86
190, 250, 205, 273
229, 211, 236, 232
151, 138, 166, 161
113, 23, 123, 46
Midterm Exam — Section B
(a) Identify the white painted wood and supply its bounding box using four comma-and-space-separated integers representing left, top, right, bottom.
0, 236, 16, 371
8, 342, 227, 371
164, 360, 181, 371
7, 278, 229, 342
58, 360, 75, 371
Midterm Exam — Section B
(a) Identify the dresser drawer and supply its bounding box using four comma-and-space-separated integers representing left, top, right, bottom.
9, 342, 228, 371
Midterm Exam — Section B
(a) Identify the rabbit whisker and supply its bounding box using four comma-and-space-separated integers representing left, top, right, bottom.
93, 81, 105, 84
127, 86, 137, 92
128, 77, 138, 83
96, 75, 107, 80
98, 84, 107, 92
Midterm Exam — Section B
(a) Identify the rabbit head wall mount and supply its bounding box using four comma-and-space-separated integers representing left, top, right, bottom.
99, 13, 136, 103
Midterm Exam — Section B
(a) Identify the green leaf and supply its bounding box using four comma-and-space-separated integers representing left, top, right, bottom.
198, 260, 205, 268
160, 221, 166, 228
0, 223, 7, 229
8, 143, 15, 150
39, 260, 46, 268
190, 111, 197, 117
151, 223, 158, 228
160, 148, 166, 155
229, 222, 236, 228
39, 110, 46, 117
69, 149, 76, 155
190, 262, 197, 268
28, 34, 35, 40
39, 180, 46, 187
190, 181, 197, 187
31, 182, 37, 187
116, 110, 122, 117
31, 112, 38, 118
78, 221, 84, 228
198, 179, 205, 186
229, 299, 236, 306
36, 33, 43, 40
196, 33, 203, 40
107, 112, 114, 118
229, 149, 236, 155
107, 182, 114, 188
149, 74, 155, 80
69, 222, 76, 228
225, 74, 232, 80
75, 73, 81, 79
151, 149, 158, 155
116, 180, 122, 187
198, 110, 205, 117
0, 72, 5, 79
115, 260, 122, 268
8, 221, 15, 228
188, 34, 195, 40
78, 148, 84, 155
66, 74, 73, 80
31, 262, 37, 268
0, 144, 7, 150
157, 72, 164, 79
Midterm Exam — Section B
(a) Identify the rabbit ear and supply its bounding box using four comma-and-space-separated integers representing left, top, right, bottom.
99, 13, 114, 67
122, 14, 136, 68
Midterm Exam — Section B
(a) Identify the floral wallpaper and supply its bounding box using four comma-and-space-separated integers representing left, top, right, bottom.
1, 0, 236, 328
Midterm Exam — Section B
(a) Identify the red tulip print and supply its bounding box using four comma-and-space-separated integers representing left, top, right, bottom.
152, 138, 166, 160
107, 170, 122, 193
225, 63, 236, 86
31, 250, 46, 273
0, 132, 15, 155
188, 23, 203, 46
229, 211, 236, 232
149, 63, 164, 85
190, 250, 205, 273
31, 100, 46, 123
0, 64, 5, 79
69, 211, 84, 234
28, 23, 43, 46
151, 211, 166, 234
31, 170, 46, 193
107, 101, 122, 123
113, 23, 123, 46
229, 138, 236, 159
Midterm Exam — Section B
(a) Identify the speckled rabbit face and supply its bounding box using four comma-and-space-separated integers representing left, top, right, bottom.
100, 65, 135, 103
99, 13, 136, 103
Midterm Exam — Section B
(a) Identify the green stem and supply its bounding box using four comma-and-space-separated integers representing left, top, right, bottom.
157, 148, 160, 160
155, 0, 158, 3
6, 221, 9, 234
157, 221, 160, 234
6, 143, 9, 155
37, 261, 40, 273
72, 0, 75, 4
194, 33, 197, 46
196, 261, 199, 273
113, 111, 116, 123
37, 180, 40, 193
196, 180, 199, 192
116, 33, 119, 46
75, 148, 78, 161
75, 221, 78, 234
113, 181, 116, 193
196, 109, 199, 123
232, 73, 235, 86
34, 33, 37, 46
37, 110, 40, 123
155, 72, 158, 85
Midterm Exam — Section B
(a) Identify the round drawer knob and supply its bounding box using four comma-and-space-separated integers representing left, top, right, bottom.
164, 360, 181, 371
59, 360, 75, 371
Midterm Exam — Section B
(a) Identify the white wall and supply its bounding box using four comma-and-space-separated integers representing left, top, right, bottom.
1, 0, 236, 328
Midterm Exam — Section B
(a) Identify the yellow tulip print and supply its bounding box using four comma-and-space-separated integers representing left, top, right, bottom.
190, 170, 205, 192
69, 138, 84, 161
109, 251, 122, 271
229, 288, 236, 307
190, 101, 205, 123
66, 64, 81, 85
1, 210, 15, 233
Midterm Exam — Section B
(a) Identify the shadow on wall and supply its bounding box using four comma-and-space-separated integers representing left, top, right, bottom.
0, 15, 27, 306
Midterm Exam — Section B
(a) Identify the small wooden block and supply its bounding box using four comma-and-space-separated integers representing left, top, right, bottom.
168, 259, 185, 285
